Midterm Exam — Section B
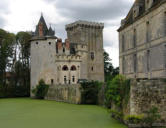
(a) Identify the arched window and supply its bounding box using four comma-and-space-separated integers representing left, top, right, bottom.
62, 65, 68, 71
71, 65, 76, 71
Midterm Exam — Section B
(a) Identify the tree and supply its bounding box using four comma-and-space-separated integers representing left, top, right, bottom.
104, 51, 119, 81
0, 29, 15, 85
14, 32, 32, 96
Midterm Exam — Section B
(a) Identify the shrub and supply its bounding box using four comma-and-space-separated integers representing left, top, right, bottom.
109, 109, 123, 121
32, 79, 49, 99
143, 106, 161, 127
81, 81, 102, 104
124, 115, 144, 124
105, 75, 130, 109
124, 107, 161, 127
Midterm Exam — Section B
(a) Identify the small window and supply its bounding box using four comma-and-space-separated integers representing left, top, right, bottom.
51, 79, 54, 84
91, 67, 94, 71
147, 50, 150, 72
36, 42, 38, 45
72, 76, 75, 83
64, 76, 67, 84
81, 45, 84, 48
133, 54, 137, 73
133, 29, 136, 48
62, 65, 68, 71
71, 65, 76, 71
63, 47, 65, 53
49, 42, 51, 45
91, 52, 95, 60
122, 35, 125, 52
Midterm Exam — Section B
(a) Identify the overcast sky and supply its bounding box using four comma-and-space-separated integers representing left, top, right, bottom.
0, 0, 134, 67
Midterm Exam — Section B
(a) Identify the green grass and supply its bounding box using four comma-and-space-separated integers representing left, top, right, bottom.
0, 98, 127, 128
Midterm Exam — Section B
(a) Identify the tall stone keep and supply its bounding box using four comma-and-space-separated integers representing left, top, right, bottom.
66, 21, 104, 82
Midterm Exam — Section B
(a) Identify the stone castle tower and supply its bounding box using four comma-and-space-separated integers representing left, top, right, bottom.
66, 21, 104, 81
30, 16, 104, 91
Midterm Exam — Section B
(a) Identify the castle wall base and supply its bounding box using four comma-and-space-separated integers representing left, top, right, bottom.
129, 79, 166, 124
45, 84, 81, 104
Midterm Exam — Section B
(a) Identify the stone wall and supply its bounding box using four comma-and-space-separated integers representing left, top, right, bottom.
45, 84, 82, 104
66, 21, 105, 82
119, 2, 166, 79
129, 79, 166, 122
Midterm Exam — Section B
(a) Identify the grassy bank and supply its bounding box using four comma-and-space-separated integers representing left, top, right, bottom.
0, 98, 127, 128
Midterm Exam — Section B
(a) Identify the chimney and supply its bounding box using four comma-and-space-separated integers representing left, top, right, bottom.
39, 23, 44, 37
57, 38, 62, 49
65, 39, 70, 50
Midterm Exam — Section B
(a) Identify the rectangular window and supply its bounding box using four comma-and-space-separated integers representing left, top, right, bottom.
90, 52, 95, 60
64, 76, 67, 84
122, 57, 125, 74
133, 54, 137, 73
146, 21, 150, 42
164, 12, 166, 35
133, 29, 136, 48
122, 35, 125, 52
165, 45, 166, 68
72, 76, 75, 83
51, 79, 54, 84
147, 50, 150, 72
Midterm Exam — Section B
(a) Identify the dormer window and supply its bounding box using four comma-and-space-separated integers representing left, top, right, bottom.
133, 3, 143, 19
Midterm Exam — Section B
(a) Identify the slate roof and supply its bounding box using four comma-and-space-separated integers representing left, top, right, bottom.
118, 0, 164, 32
35, 14, 55, 36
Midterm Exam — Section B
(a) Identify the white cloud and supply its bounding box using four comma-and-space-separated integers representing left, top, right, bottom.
0, 0, 135, 67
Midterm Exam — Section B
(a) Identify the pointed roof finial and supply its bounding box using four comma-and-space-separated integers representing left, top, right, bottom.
41, 12, 43, 17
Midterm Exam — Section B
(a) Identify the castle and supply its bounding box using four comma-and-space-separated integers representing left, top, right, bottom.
118, 0, 166, 79
30, 15, 104, 92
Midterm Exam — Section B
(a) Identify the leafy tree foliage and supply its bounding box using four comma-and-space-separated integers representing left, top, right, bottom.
104, 51, 119, 81
81, 81, 102, 104
105, 75, 130, 109
32, 79, 49, 99
0, 29, 32, 97
14, 32, 32, 96
0, 29, 15, 85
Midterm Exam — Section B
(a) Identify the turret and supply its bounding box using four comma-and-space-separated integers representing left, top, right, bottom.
35, 14, 55, 37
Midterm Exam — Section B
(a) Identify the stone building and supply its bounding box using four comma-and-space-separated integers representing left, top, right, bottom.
118, 0, 166, 124
30, 15, 104, 93
118, 0, 166, 79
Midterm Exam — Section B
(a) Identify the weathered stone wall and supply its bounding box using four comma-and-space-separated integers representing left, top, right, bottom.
119, 2, 166, 79
45, 84, 82, 104
129, 79, 166, 122
66, 21, 105, 82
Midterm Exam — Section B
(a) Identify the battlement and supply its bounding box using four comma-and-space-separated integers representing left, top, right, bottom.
55, 55, 81, 61
65, 20, 104, 30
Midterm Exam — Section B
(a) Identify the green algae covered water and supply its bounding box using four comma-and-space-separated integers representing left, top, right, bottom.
0, 98, 127, 128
